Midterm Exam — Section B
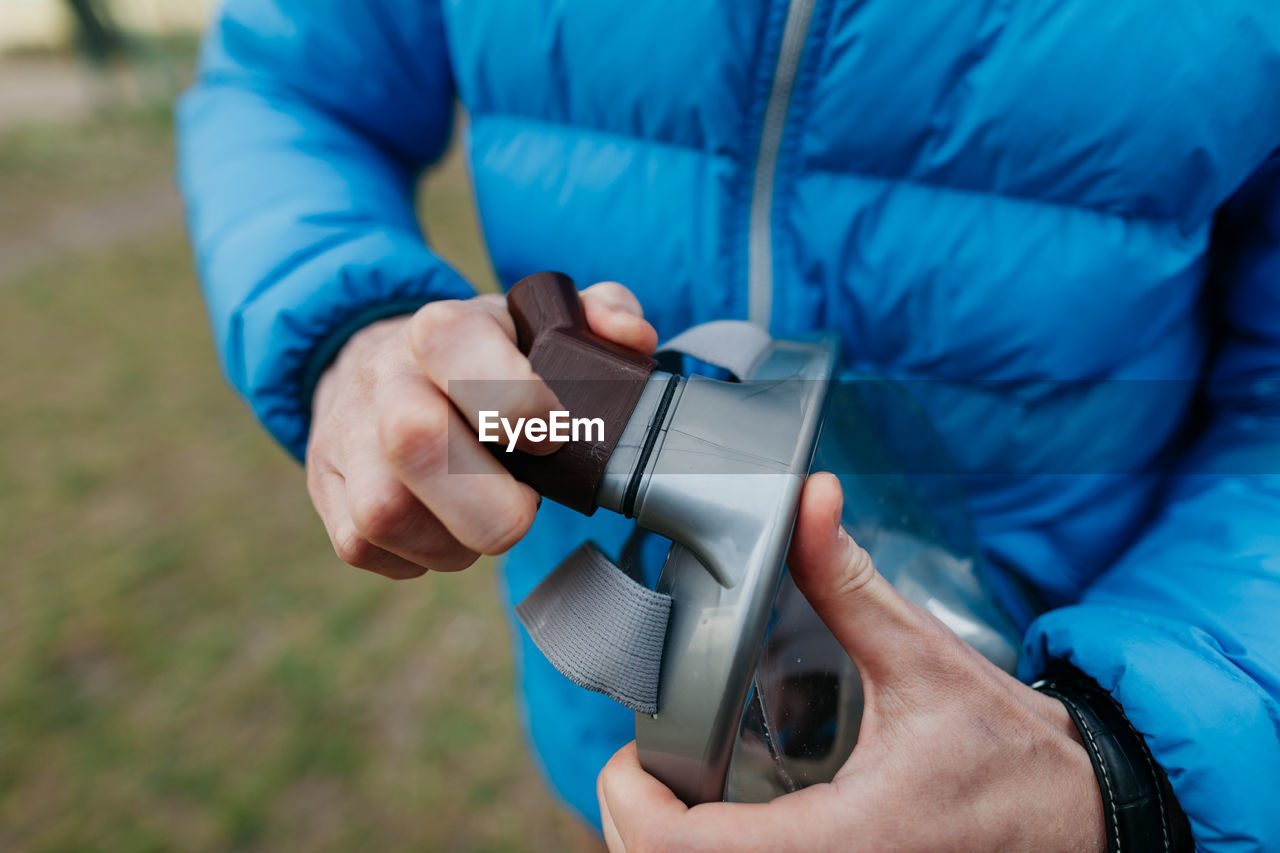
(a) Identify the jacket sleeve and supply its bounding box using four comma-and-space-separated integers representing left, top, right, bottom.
1021, 153, 1280, 851
176, 0, 474, 460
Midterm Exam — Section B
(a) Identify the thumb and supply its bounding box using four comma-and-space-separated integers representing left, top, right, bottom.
580, 281, 658, 355
787, 472, 933, 680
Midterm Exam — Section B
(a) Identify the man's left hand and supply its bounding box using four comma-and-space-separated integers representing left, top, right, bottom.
598, 472, 1105, 853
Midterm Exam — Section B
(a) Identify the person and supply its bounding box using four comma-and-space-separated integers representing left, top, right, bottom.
176, 1, 1280, 850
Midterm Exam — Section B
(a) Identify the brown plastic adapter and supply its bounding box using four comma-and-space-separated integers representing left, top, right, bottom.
497, 271, 657, 514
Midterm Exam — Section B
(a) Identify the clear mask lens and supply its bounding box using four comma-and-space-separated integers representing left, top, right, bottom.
725, 379, 1022, 801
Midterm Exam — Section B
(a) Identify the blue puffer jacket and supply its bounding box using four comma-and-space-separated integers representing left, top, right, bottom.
177, 1, 1280, 845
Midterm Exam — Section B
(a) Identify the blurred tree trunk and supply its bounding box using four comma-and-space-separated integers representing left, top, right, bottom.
64, 0, 126, 66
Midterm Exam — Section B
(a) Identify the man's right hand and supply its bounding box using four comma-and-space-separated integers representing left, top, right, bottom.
306, 283, 657, 579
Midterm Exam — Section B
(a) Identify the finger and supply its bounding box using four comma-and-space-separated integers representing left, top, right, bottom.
377, 368, 539, 556
788, 472, 935, 679
581, 282, 658, 355
341, 424, 480, 572
598, 742, 691, 851
597, 767, 625, 853
331, 523, 435, 579
581, 281, 645, 317
409, 298, 564, 455
308, 465, 435, 579
305, 455, 347, 533
599, 742, 850, 852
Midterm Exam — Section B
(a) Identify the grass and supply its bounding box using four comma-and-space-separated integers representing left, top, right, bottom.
0, 106, 173, 237
0, 100, 595, 851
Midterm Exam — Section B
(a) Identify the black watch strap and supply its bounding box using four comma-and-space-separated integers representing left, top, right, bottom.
1034, 664, 1194, 853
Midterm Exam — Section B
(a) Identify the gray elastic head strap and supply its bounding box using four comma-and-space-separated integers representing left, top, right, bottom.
515, 542, 670, 714
656, 320, 775, 380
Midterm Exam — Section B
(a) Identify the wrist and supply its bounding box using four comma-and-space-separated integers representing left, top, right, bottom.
312, 314, 413, 420
1034, 684, 1089, 749
1034, 664, 1193, 853
330, 313, 412, 368
1026, 687, 1108, 853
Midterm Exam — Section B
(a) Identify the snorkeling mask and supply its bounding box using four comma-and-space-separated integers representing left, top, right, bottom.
490, 272, 1020, 804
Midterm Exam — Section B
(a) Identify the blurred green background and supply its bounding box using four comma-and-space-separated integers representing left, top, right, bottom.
0, 7, 597, 851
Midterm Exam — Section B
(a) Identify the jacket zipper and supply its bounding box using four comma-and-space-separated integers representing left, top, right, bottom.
747, 0, 817, 329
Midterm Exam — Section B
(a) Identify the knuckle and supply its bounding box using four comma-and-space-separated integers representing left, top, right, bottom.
304, 463, 327, 500
305, 426, 340, 471
333, 527, 379, 568
833, 541, 877, 600
410, 300, 473, 359
467, 496, 536, 555
586, 280, 635, 305
503, 339, 537, 375
413, 299, 469, 336
501, 371, 553, 416
349, 485, 415, 543
379, 400, 450, 470
304, 440, 322, 472
482, 334, 532, 380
